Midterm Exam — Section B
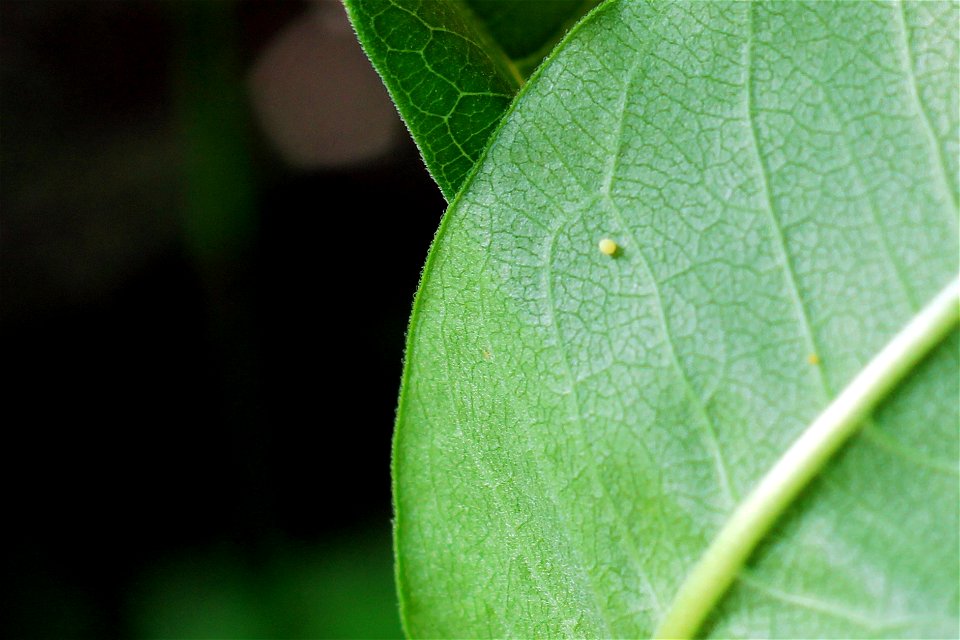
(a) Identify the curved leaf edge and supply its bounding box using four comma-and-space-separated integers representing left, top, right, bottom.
389, 0, 619, 633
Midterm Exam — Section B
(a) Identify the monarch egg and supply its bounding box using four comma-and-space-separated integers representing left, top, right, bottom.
807, 353, 821, 365
598, 238, 618, 256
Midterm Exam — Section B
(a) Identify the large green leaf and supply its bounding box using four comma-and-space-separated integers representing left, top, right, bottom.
343, 0, 599, 199
394, 0, 959, 637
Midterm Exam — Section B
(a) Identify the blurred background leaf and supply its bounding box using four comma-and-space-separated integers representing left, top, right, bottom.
464, 0, 600, 75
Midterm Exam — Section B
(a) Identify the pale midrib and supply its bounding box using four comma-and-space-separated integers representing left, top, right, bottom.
653, 275, 960, 639
651, 5, 960, 636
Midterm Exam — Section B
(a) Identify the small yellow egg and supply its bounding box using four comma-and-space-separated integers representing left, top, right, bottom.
807, 353, 821, 365
598, 238, 618, 256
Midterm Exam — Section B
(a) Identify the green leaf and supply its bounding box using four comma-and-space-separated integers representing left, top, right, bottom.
463, 0, 600, 76
343, 0, 599, 199
394, 1, 959, 637
130, 533, 403, 639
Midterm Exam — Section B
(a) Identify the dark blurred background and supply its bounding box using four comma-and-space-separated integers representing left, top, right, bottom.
1, 1, 444, 636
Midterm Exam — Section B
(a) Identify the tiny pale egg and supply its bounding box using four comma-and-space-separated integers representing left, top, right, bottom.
598, 238, 618, 256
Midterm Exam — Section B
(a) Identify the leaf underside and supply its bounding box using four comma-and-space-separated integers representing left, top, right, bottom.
394, 0, 959, 638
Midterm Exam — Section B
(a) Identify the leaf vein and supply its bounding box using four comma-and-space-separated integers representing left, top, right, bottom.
894, 0, 959, 216
744, 2, 831, 406
603, 55, 738, 509
543, 220, 663, 626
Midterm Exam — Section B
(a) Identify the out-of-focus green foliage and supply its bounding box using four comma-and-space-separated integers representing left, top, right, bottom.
129, 531, 403, 639
463, 0, 597, 74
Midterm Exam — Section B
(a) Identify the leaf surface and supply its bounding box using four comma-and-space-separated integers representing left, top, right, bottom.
394, 0, 959, 637
344, 0, 598, 199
